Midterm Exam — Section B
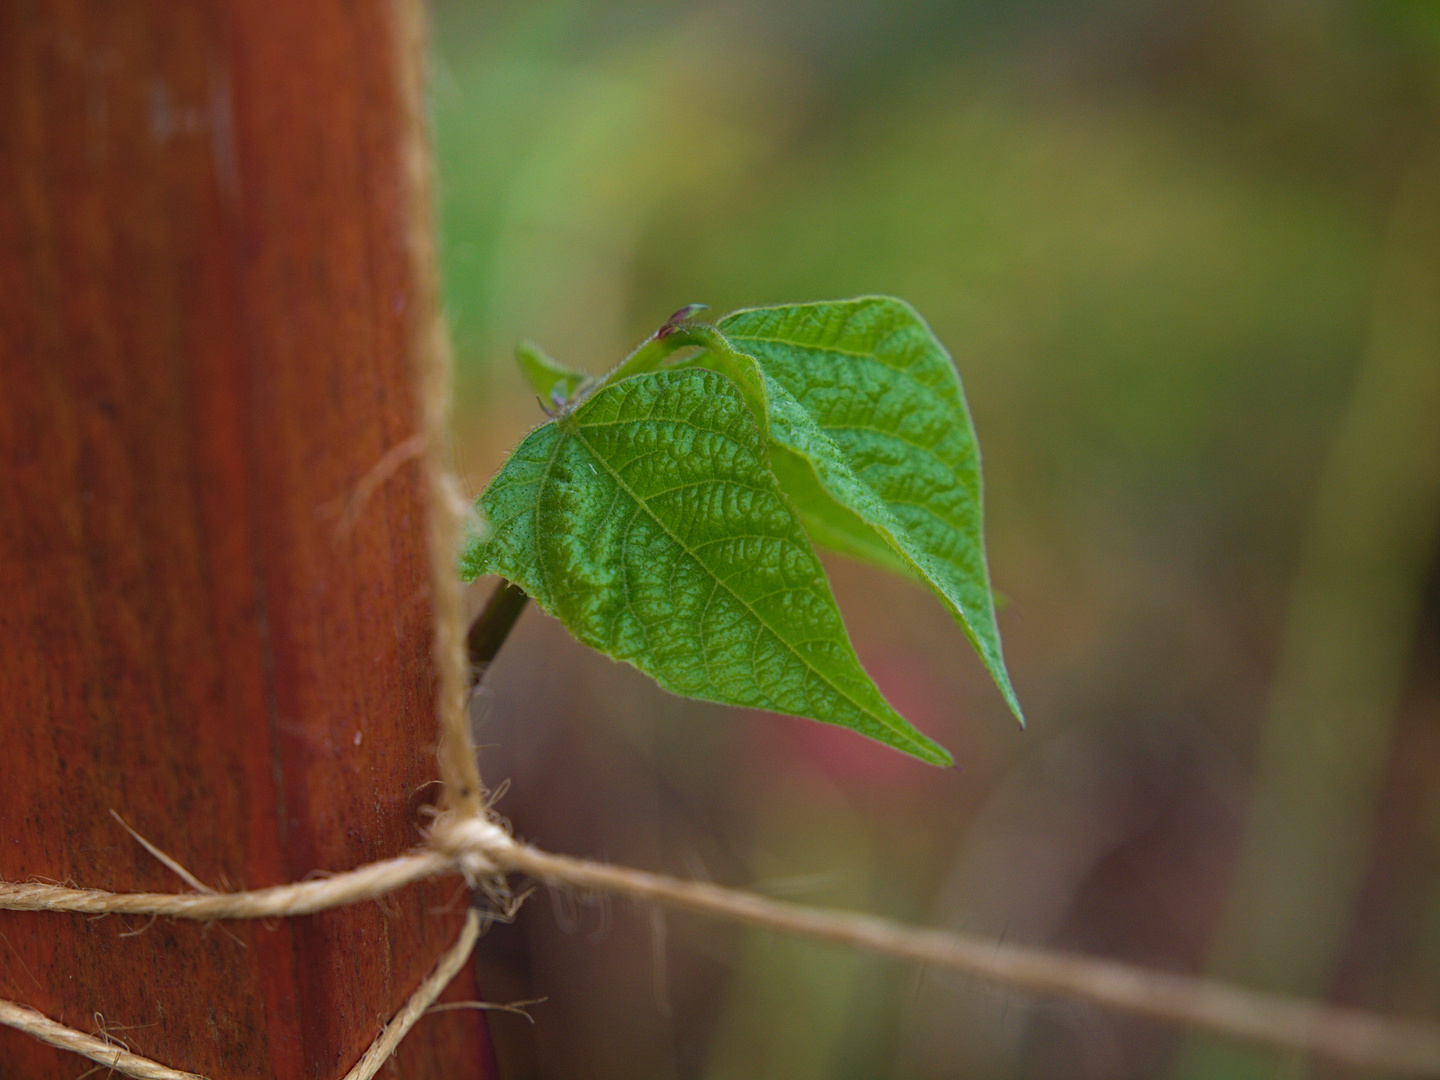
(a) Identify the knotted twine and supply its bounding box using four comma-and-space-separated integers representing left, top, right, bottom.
7, 810, 1440, 1077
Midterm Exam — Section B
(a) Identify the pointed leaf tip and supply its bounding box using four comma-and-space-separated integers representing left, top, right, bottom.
461, 366, 954, 766
711, 297, 1023, 726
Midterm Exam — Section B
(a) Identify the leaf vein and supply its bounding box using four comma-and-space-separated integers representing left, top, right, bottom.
570, 424, 879, 726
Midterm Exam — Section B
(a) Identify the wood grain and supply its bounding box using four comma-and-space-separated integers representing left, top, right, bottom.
0, 2, 496, 1077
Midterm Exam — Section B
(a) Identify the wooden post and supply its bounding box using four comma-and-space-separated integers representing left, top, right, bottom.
0, 2, 496, 1077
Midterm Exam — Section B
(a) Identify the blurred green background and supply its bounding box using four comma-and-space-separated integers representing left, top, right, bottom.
432, 2, 1440, 1077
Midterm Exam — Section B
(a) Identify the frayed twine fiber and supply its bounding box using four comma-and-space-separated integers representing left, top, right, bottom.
0, 907, 483, 1080
0, 1000, 205, 1080
393, 0, 483, 823
5, 812, 1440, 1077
0, 851, 450, 920
339, 909, 482, 1080
0, 815, 511, 920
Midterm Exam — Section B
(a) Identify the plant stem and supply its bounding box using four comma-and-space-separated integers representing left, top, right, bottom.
466, 579, 529, 688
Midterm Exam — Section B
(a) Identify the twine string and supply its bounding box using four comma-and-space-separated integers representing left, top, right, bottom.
4, 812, 1440, 1077
339, 909, 482, 1080
0, 999, 205, 1080
0, 906, 482, 1080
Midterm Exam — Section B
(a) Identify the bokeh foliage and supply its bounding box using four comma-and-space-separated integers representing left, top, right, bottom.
434, 2, 1440, 1077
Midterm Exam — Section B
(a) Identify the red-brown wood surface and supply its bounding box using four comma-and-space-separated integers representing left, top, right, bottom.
0, 3, 496, 1077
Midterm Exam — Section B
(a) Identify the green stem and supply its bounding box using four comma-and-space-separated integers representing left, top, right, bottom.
466, 579, 529, 689
601, 327, 703, 385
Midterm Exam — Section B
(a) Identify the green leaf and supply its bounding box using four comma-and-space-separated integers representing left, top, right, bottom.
462, 366, 952, 766
708, 297, 1023, 725
516, 339, 591, 408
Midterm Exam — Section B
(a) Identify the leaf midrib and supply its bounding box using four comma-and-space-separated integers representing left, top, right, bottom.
726, 332, 877, 362
528, 424, 570, 610
564, 418, 900, 736
732, 348, 990, 660
727, 334, 963, 412
769, 404, 981, 593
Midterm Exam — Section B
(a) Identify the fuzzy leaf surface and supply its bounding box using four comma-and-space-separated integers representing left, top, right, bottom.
713, 297, 1022, 723
461, 367, 951, 765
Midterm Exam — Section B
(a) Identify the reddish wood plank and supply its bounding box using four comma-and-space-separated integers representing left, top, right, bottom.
0, 2, 496, 1077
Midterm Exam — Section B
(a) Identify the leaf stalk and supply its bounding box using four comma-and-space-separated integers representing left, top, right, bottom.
466, 579, 529, 689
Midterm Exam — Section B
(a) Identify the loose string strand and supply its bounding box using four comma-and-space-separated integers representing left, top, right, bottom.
494, 841, 1440, 1076
0, 1000, 204, 1080
394, 0, 484, 822
4, 813, 1439, 1076
339, 909, 482, 1080
0, 909, 483, 1080
0, 850, 453, 920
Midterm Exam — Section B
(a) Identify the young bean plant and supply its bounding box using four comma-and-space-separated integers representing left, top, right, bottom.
460, 297, 1020, 765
